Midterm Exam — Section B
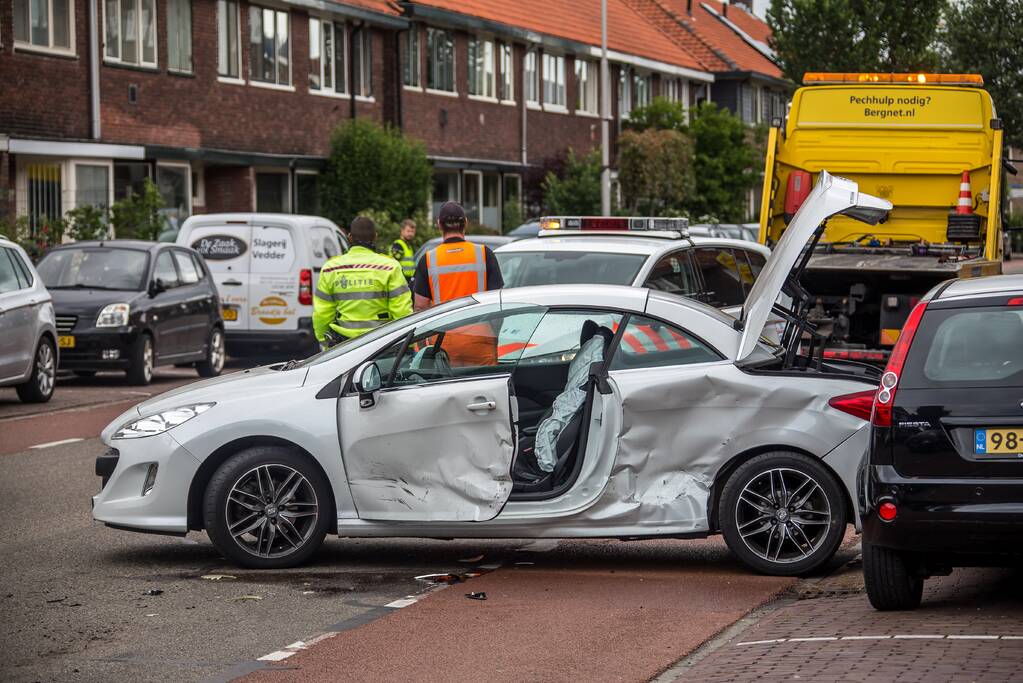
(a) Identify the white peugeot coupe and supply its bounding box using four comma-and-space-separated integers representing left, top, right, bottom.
94, 172, 888, 575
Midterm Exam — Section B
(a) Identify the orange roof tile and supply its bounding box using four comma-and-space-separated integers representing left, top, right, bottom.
716, 1, 771, 44
409, 0, 710, 73
619, 0, 729, 71
680, 1, 781, 77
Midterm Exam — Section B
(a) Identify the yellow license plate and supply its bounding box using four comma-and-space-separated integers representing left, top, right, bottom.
58, 335, 75, 348
221, 307, 238, 321
975, 428, 1023, 455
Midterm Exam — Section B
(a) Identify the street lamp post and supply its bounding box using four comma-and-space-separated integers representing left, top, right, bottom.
600, 0, 611, 216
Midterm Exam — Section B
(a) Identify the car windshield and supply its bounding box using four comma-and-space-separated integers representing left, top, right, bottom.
37, 248, 149, 291
496, 250, 647, 287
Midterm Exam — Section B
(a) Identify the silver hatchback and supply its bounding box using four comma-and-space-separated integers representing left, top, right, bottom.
0, 237, 57, 402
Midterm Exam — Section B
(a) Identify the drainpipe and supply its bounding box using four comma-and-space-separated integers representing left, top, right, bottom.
289, 158, 297, 213
89, 0, 101, 139
395, 30, 404, 129
520, 46, 527, 166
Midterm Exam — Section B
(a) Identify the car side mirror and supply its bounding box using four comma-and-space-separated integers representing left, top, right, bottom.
354, 361, 382, 408
149, 279, 166, 297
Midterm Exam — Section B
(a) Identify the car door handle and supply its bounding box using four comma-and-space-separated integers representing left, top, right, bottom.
222, 280, 243, 286
466, 400, 497, 412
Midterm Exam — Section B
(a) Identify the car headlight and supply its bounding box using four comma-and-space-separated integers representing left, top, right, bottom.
113, 403, 216, 439
96, 303, 130, 328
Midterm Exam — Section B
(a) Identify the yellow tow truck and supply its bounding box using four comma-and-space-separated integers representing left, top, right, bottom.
759, 72, 1010, 363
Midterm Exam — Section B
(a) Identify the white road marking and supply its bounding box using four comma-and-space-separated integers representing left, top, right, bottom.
894, 635, 944, 639
736, 634, 1023, 647
840, 635, 891, 640
384, 597, 418, 609
735, 639, 785, 646
257, 651, 296, 662
789, 637, 838, 642
30, 438, 83, 449
947, 635, 999, 640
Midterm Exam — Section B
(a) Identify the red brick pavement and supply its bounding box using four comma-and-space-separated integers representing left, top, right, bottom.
671, 565, 1023, 682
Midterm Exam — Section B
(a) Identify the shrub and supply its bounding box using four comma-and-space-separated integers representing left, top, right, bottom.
541, 149, 602, 215
110, 179, 165, 241
618, 128, 695, 215
65, 204, 111, 241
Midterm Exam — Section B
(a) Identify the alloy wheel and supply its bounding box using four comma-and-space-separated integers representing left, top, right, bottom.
225, 464, 319, 559
734, 467, 832, 565
36, 343, 55, 396
142, 338, 154, 382
210, 330, 225, 373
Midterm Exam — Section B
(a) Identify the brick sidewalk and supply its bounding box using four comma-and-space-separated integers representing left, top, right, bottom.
668, 562, 1023, 682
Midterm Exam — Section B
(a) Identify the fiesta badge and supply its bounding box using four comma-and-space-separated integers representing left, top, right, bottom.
252, 296, 294, 325
191, 234, 247, 260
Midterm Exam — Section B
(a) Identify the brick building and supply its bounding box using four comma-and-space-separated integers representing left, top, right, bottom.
1, 0, 781, 234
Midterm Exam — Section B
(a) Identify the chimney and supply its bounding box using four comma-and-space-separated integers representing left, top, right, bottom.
686, 0, 692, 13
723, 1, 728, 17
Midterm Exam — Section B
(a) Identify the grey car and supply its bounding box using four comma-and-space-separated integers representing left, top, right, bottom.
0, 237, 57, 402
93, 172, 890, 575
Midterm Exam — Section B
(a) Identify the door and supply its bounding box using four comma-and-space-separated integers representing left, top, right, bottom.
0, 248, 36, 382
247, 223, 299, 332
171, 249, 210, 352
186, 224, 252, 331
338, 303, 545, 521
149, 250, 187, 360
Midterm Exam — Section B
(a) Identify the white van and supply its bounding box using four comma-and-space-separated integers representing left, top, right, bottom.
176, 214, 348, 355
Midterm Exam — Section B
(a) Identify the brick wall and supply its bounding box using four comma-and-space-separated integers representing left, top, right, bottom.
204, 165, 253, 212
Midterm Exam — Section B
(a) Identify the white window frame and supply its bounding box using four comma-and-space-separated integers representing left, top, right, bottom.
69, 159, 115, 212
248, 5, 292, 90
498, 42, 514, 104
575, 58, 598, 116
191, 162, 205, 209
524, 47, 539, 109
467, 35, 496, 101
633, 69, 652, 109
352, 26, 372, 100
103, 0, 159, 68
13, 0, 76, 55
618, 64, 632, 119
462, 170, 483, 224
541, 52, 566, 112
426, 27, 456, 96
308, 16, 348, 97
403, 25, 422, 90
217, 0, 242, 83
166, 0, 192, 73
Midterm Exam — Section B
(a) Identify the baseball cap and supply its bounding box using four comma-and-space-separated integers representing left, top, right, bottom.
437, 201, 467, 228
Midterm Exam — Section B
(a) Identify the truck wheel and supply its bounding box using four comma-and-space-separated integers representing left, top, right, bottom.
720, 451, 847, 576
126, 334, 154, 386
15, 338, 56, 403
196, 328, 225, 377
862, 541, 923, 610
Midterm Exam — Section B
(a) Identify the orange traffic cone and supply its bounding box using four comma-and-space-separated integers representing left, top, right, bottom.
956, 170, 973, 215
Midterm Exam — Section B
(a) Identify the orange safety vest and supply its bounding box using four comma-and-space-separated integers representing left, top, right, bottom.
424, 241, 495, 366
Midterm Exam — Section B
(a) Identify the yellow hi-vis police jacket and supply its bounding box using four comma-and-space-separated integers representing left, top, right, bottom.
312, 245, 413, 342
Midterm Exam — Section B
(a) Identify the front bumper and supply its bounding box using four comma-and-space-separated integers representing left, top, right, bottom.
58, 328, 140, 370
92, 432, 199, 535
860, 464, 1023, 558
225, 317, 316, 355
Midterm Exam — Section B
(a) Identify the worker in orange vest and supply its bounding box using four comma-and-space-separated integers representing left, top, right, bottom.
412, 201, 504, 366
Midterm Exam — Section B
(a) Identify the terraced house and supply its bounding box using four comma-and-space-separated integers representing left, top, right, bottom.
0, 0, 781, 233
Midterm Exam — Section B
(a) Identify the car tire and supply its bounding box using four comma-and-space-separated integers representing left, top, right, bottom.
862, 541, 923, 611
204, 446, 330, 569
720, 451, 847, 576
196, 327, 225, 378
126, 334, 154, 386
15, 338, 56, 403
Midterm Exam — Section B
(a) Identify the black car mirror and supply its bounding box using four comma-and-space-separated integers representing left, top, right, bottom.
149, 279, 166, 297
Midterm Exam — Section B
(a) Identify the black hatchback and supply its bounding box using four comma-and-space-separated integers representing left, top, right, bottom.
861, 273, 1023, 610
36, 240, 225, 385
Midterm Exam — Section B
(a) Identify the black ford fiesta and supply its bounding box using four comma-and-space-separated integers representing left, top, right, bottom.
860, 273, 1023, 610
36, 240, 224, 385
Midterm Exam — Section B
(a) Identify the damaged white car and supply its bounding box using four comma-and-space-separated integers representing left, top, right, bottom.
93, 171, 889, 575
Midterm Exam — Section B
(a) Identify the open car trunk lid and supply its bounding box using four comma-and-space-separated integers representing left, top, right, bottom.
736, 171, 893, 363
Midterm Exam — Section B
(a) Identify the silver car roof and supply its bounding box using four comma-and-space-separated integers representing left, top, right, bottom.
929, 274, 1023, 301
495, 235, 770, 257
480, 284, 650, 313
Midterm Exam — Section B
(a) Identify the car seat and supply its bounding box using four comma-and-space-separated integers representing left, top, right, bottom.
512, 320, 614, 491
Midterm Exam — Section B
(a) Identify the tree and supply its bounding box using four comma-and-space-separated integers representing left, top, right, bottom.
623, 96, 688, 134
941, 0, 1023, 147
541, 149, 602, 215
320, 119, 432, 231
768, 0, 945, 84
687, 103, 760, 222
617, 129, 695, 215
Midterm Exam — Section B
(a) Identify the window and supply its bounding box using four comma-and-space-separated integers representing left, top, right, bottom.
309, 17, 346, 94
432, 170, 459, 218
114, 161, 150, 201
663, 77, 685, 104
6, 248, 34, 289
618, 65, 632, 116
644, 252, 700, 297
692, 247, 746, 307
74, 164, 111, 209
352, 27, 371, 97
156, 163, 190, 224
426, 27, 454, 92
462, 170, 481, 223
13, 0, 73, 52
610, 315, 720, 371
249, 6, 290, 86
172, 250, 200, 284
153, 251, 180, 289
575, 59, 597, 114
403, 26, 421, 88
524, 48, 539, 105
542, 53, 565, 108
634, 71, 651, 108
0, 250, 22, 294
166, 0, 191, 72
518, 309, 621, 365
22, 162, 62, 235
498, 42, 513, 101
256, 172, 289, 212
496, 250, 647, 288
104, 0, 157, 66
38, 247, 150, 290
296, 173, 319, 214
740, 82, 754, 123
467, 36, 495, 99
217, 0, 240, 78
502, 174, 521, 227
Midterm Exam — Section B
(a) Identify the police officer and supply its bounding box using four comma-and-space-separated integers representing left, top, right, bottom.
412, 202, 503, 366
313, 216, 412, 348
390, 219, 416, 282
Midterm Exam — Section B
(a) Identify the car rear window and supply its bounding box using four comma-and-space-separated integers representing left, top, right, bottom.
37, 248, 149, 291
902, 305, 1023, 388
496, 251, 647, 288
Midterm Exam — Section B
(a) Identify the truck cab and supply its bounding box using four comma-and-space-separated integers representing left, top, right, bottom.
759, 72, 1008, 364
